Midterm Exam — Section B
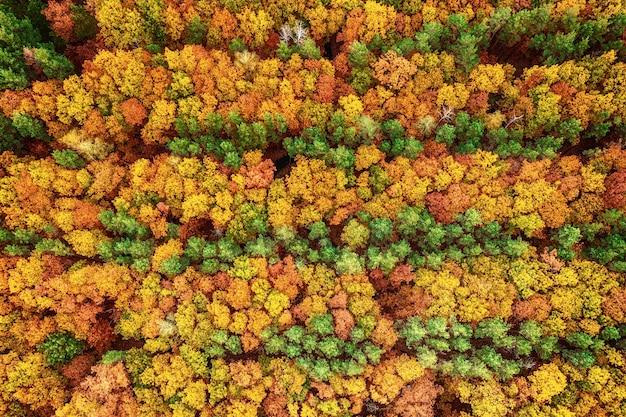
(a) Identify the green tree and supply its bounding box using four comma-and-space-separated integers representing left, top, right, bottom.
52, 149, 85, 169
37, 332, 84, 366
347, 40, 371, 68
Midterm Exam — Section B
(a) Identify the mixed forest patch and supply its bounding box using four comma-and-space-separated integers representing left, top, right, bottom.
1, 0, 626, 416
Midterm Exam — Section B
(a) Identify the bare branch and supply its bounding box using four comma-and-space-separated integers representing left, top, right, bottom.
504, 110, 524, 129
437, 105, 455, 125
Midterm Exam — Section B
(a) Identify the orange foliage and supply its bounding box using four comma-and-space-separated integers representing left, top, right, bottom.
337, 8, 365, 46
42, 1, 75, 41
58, 362, 138, 417
603, 170, 626, 209
332, 308, 355, 340
372, 50, 417, 91
602, 288, 626, 323
268, 256, 302, 300
378, 285, 432, 320
312, 74, 337, 104
387, 372, 443, 417
511, 294, 552, 323
120, 98, 148, 127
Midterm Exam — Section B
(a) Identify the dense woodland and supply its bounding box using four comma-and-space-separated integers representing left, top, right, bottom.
1, 0, 626, 416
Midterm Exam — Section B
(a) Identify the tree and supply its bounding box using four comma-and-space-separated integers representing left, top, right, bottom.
388, 374, 443, 417
348, 40, 371, 69
52, 149, 85, 169
341, 218, 370, 250
37, 332, 84, 366
528, 363, 568, 403
0, 5, 72, 89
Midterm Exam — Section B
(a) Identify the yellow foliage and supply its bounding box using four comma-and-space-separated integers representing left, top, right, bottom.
469, 64, 507, 93
456, 266, 516, 322
457, 379, 513, 417
434, 156, 466, 190
208, 300, 231, 330
152, 239, 184, 272
338, 94, 364, 123
7, 254, 45, 309
246, 309, 272, 336
329, 375, 367, 397
117, 310, 149, 340
237, 7, 274, 47
181, 193, 213, 223
264, 290, 290, 317
394, 354, 424, 383
580, 165, 606, 193
64, 229, 111, 257
163, 6, 184, 41
229, 311, 248, 334
268, 358, 308, 397
180, 380, 208, 410
355, 144, 384, 171
529, 363, 568, 403
96, 0, 149, 48
414, 268, 460, 318
437, 83, 470, 109
142, 100, 177, 145
511, 213, 546, 238
4, 352, 68, 411
585, 366, 611, 392
368, 358, 406, 405
304, 4, 346, 41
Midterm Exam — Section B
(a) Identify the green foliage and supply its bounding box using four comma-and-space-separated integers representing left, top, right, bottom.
159, 254, 190, 276
0, 114, 21, 152
397, 206, 435, 237
100, 350, 126, 364
557, 119, 583, 144
99, 209, 151, 239
397, 316, 427, 348
34, 238, 72, 256
216, 238, 242, 262
347, 41, 371, 68
70, 5, 98, 40
317, 337, 344, 358
185, 16, 207, 45
562, 349, 596, 368
310, 314, 334, 337
334, 250, 364, 274
37, 332, 84, 366
566, 332, 594, 350
362, 342, 384, 364
32, 46, 73, 79
0, 4, 73, 90
308, 221, 330, 241
184, 237, 206, 262
98, 237, 155, 271
535, 336, 559, 360
474, 318, 511, 347
310, 358, 332, 381
52, 149, 85, 169
328, 145, 355, 170
283, 325, 306, 344
12, 113, 50, 142
229, 38, 246, 52
519, 321, 543, 344
553, 225, 582, 249
244, 236, 276, 258
426, 317, 449, 338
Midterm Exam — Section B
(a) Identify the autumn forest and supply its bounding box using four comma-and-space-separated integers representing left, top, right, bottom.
1, 0, 626, 416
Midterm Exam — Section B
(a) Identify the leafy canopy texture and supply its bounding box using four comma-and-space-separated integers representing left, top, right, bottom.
1, 1, 626, 416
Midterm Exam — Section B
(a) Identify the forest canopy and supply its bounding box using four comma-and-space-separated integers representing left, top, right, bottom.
1, 0, 626, 416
